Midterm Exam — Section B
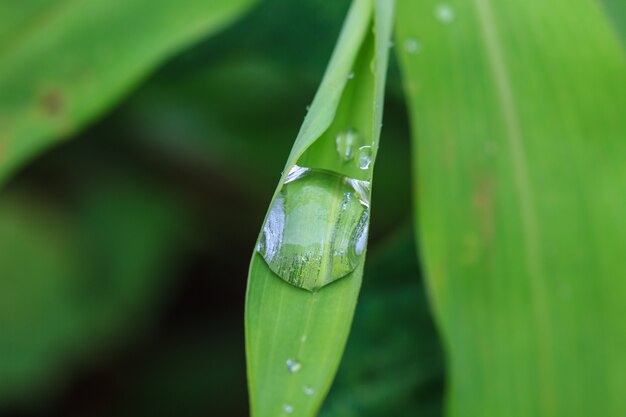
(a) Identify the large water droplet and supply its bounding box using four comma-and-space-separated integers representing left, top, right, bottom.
303, 386, 315, 395
283, 404, 294, 414
403, 38, 421, 54
357, 146, 372, 170
435, 3, 455, 23
335, 128, 361, 161
257, 165, 370, 291
286, 358, 302, 373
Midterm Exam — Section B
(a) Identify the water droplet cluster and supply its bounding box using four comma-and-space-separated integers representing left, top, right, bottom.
403, 4, 455, 59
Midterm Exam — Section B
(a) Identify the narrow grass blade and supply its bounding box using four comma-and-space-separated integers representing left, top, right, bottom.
0, 0, 257, 187
245, 0, 394, 416
396, 0, 626, 416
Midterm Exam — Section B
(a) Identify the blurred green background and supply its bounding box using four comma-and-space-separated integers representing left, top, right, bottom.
0, 0, 444, 416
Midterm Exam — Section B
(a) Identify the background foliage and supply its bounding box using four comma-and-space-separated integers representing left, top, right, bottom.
0, 0, 442, 416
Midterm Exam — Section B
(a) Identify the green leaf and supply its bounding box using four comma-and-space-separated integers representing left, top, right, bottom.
0, 0, 257, 187
396, 0, 626, 416
245, 0, 394, 415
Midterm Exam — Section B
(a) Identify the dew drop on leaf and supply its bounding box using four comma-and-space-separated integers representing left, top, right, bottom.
357, 146, 372, 170
403, 37, 421, 54
335, 128, 361, 161
257, 165, 370, 291
435, 3, 455, 23
286, 358, 302, 373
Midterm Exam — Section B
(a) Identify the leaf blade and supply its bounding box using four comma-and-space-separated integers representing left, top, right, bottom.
396, 0, 626, 416
0, 0, 258, 187
245, 0, 394, 415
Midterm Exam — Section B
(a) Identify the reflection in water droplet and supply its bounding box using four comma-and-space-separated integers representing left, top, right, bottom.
335, 128, 361, 161
403, 38, 421, 54
257, 166, 370, 291
347, 71, 355, 79
283, 404, 294, 414
285, 165, 308, 183
357, 146, 372, 170
286, 358, 302, 373
303, 386, 315, 395
435, 3, 455, 23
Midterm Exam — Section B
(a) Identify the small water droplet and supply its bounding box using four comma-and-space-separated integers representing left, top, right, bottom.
303, 386, 315, 395
369, 59, 377, 74
335, 128, 361, 161
357, 146, 372, 170
286, 358, 302, 373
306, 104, 311, 112
435, 3, 455, 23
403, 38, 421, 54
388, 40, 395, 49
257, 166, 370, 291
283, 404, 294, 414
347, 71, 354, 80
301, 335, 307, 343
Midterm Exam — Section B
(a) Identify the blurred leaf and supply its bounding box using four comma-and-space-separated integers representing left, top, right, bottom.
396, 0, 626, 416
88, 327, 247, 417
245, 0, 394, 415
601, 0, 626, 44
321, 229, 444, 417
0, 177, 185, 406
0, 194, 79, 401
0, 0, 258, 187
178, 0, 352, 78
